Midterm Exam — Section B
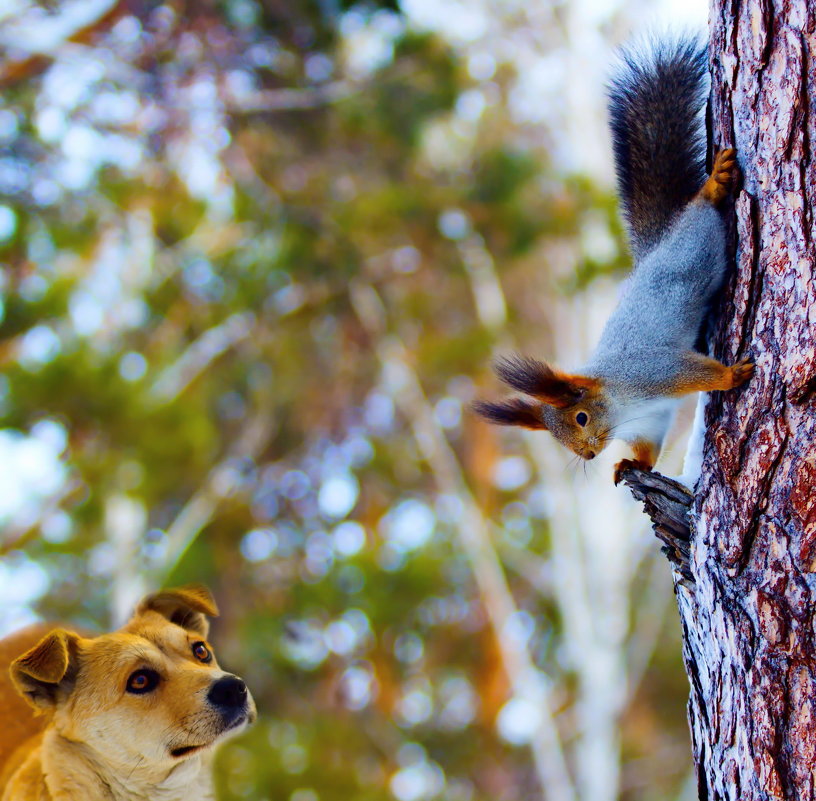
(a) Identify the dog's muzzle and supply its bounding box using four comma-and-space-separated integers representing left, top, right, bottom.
207, 675, 250, 728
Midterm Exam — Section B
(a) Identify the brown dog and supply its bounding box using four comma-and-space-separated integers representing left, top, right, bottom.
0, 585, 256, 801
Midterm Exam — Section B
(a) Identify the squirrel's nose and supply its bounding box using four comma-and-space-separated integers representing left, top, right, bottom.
586, 451, 596, 460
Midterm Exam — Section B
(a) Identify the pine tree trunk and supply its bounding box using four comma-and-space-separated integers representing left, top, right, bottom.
681, 1, 815, 798
622, 3, 814, 798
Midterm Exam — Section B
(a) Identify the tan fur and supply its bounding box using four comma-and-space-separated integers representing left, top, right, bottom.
556, 372, 602, 395
0, 625, 54, 791
632, 440, 658, 465
529, 370, 602, 409
661, 353, 754, 395
613, 440, 659, 485
0, 586, 255, 801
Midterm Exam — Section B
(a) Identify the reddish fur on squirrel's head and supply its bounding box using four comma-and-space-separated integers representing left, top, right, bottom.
493, 355, 593, 409
474, 354, 610, 461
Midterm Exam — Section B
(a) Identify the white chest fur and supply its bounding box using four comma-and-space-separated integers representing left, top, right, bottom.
613, 396, 682, 447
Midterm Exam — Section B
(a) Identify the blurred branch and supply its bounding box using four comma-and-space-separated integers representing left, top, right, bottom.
619, 744, 698, 795
150, 312, 256, 402
106, 398, 274, 618
525, 442, 620, 801
498, 542, 553, 598
624, 550, 673, 703
0, 479, 82, 557
675, 767, 698, 801
224, 60, 427, 115
226, 82, 355, 113
158, 408, 275, 583
0, 0, 125, 86
351, 280, 577, 801
520, 294, 637, 801
107, 493, 147, 626
458, 235, 507, 331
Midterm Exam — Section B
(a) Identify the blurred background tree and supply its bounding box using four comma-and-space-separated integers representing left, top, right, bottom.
0, 1, 706, 800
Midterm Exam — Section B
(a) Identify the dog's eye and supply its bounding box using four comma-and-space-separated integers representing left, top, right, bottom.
126, 669, 160, 694
576, 411, 589, 427
192, 642, 212, 663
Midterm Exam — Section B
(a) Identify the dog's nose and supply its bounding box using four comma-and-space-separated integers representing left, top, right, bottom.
208, 676, 248, 710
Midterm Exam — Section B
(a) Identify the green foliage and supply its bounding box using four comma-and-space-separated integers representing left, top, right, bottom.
0, 2, 687, 801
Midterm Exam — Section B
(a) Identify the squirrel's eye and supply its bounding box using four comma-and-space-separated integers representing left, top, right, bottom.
126, 669, 160, 694
192, 642, 212, 663
576, 412, 589, 427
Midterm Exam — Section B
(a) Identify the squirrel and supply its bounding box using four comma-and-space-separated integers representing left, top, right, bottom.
474, 37, 752, 484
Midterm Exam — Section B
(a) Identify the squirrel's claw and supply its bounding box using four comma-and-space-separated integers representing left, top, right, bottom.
613, 458, 654, 486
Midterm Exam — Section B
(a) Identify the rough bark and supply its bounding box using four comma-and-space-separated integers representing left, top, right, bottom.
621, 469, 694, 586
627, 2, 816, 799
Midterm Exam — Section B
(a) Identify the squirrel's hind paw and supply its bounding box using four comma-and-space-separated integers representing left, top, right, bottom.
613, 458, 654, 486
700, 148, 739, 206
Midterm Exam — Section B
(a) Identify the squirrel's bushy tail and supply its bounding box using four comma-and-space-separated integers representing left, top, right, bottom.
608, 36, 708, 259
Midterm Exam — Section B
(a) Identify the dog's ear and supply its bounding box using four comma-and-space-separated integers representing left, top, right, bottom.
11, 629, 81, 711
135, 585, 219, 637
494, 355, 593, 409
472, 398, 548, 430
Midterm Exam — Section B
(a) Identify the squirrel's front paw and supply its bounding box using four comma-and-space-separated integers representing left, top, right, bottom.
728, 358, 754, 388
613, 458, 653, 486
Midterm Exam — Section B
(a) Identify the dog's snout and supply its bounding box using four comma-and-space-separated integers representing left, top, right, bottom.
208, 676, 248, 710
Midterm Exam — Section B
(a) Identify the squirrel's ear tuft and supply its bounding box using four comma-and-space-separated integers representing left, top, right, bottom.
472, 398, 548, 430
493, 355, 587, 409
